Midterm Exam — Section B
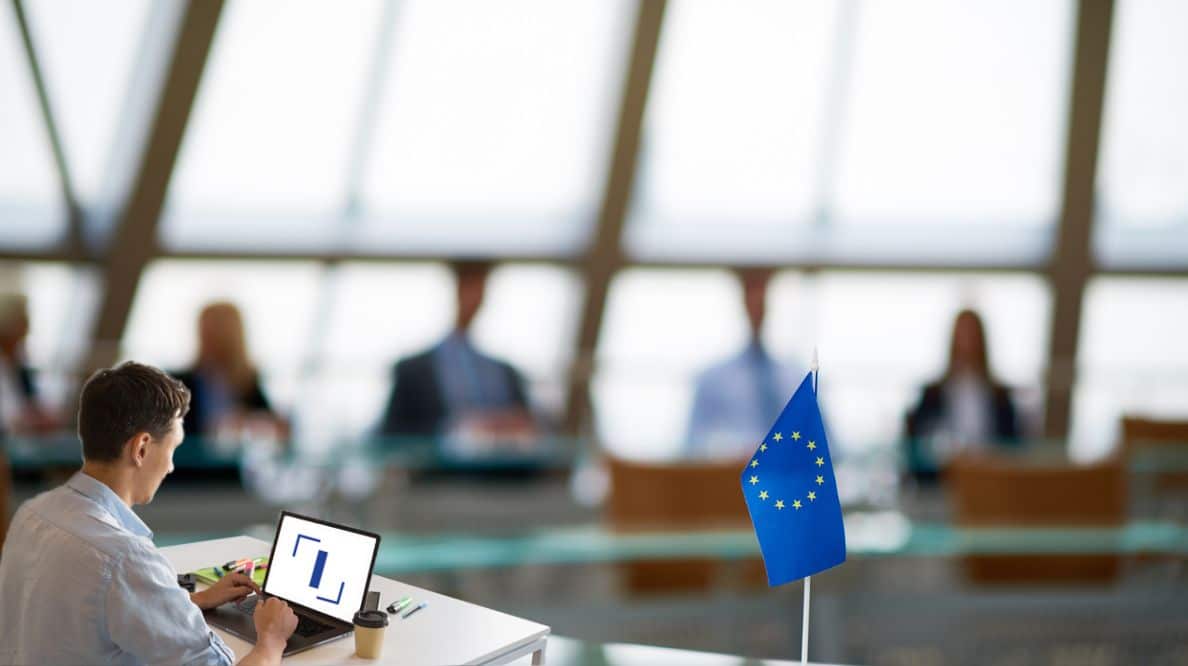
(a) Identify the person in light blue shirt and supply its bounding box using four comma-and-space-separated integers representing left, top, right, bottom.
686, 269, 800, 459
0, 362, 297, 666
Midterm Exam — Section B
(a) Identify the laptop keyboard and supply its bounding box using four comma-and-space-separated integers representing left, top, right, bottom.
239, 596, 334, 638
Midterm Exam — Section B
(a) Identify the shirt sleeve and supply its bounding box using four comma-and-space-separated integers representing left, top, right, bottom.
105, 540, 235, 666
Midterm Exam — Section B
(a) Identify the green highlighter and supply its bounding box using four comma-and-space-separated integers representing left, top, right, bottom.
386, 596, 413, 615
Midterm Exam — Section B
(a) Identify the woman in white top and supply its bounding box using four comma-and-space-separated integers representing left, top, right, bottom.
905, 309, 1021, 480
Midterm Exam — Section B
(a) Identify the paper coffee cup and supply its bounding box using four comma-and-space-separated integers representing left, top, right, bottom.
353, 610, 389, 659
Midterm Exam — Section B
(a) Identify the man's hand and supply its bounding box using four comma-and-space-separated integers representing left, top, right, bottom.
190, 572, 259, 610
236, 598, 297, 666
254, 598, 298, 652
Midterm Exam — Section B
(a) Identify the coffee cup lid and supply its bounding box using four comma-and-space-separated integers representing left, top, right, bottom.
353, 610, 389, 628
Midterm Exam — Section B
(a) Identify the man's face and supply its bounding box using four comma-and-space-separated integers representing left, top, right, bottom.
134, 417, 183, 505
741, 271, 771, 336
455, 271, 488, 330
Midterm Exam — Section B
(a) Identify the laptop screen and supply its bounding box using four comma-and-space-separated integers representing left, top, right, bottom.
263, 513, 380, 624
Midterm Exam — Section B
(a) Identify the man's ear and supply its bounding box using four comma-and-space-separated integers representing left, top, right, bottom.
129, 433, 152, 468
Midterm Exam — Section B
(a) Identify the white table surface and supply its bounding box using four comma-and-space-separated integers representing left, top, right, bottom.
161, 536, 549, 665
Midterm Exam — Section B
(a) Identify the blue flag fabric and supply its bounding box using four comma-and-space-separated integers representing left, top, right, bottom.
740, 371, 846, 586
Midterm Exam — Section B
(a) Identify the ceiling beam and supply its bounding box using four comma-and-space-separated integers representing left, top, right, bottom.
10, 0, 84, 254
87, 0, 225, 370
562, 0, 667, 434
1043, 0, 1115, 439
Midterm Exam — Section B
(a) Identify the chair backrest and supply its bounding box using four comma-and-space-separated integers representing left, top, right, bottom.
948, 454, 1126, 584
603, 455, 760, 594
950, 455, 1126, 527
1120, 416, 1188, 455
604, 455, 750, 531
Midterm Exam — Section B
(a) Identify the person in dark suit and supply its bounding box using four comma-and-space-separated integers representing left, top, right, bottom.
905, 309, 1021, 480
379, 261, 536, 447
0, 293, 57, 438
174, 302, 286, 439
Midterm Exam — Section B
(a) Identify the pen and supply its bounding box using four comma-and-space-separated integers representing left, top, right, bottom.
402, 601, 427, 619
386, 596, 412, 615
211, 567, 223, 579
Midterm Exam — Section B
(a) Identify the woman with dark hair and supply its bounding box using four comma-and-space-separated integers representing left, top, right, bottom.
905, 309, 1021, 479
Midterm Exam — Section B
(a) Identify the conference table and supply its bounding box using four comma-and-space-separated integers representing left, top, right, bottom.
162, 536, 848, 666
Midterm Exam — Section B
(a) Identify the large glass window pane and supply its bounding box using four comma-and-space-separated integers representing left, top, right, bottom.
24, 0, 152, 205
470, 265, 582, 419
1072, 278, 1188, 460
626, 0, 839, 260
628, 0, 1073, 265
594, 269, 751, 459
311, 263, 580, 437
356, 0, 632, 254
312, 263, 454, 437
835, 0, 1071, 230
1096, 0, 1188, 266
162, 0, 382, 249
122, 260, 323, 412
0, 1, 63, 247
595, 269, 1050, 459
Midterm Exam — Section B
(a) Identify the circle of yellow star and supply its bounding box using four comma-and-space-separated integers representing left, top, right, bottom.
792, 500, 802, 510
759, 490, 769, 500
750, 460, 759, 468
775, 500, 785, 510
749, 475, 759, 485
815, 457, 825, 467
773, 432, 783, 442
807, 440, 816, 450
759, 444, 767, 452
815, 475, 824, 485
791, 431, 801, 441
807, 491, 816, 501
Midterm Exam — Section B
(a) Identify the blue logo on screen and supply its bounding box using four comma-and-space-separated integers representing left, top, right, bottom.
292, 534, 345, 605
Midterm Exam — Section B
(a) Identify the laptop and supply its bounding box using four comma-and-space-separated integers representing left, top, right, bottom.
205, 511, 381, 657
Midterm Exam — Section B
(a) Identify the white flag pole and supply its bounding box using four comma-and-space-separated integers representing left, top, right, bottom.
802, 347, 819, 666
801, 576, 811, 664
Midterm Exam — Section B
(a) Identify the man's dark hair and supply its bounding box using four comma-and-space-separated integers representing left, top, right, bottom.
77, 361, 191, 462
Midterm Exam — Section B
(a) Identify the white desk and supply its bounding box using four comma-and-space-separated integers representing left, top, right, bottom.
161, 536, 549, 665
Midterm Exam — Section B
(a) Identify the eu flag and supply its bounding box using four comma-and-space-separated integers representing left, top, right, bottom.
740, 371, 846, 586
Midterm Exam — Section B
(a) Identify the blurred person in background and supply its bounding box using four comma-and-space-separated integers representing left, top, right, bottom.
379, 261, 537, 452
175, 302, 288, 441
905, 309, 1021, 480
685, 268, 799, 459
0, 292, 59, 437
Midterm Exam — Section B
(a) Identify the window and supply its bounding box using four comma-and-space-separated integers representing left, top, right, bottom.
356, 0, 632, 254
161, 0, 383, 250
595, 269, 1050, 459
628, 0, 1073, 265
1072, 278, 1188, 460
312, 263, 454, 436
1095, 0, 1188, 266
122, 260, 324, 411
0, 1, 63, 247
626, 0, 839, 261
594, 269, 751, 459
24, 0, 152, 205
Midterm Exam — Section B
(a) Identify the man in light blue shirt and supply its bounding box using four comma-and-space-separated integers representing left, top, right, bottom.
687, 269, 800, 459
0, 362, 297, 665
